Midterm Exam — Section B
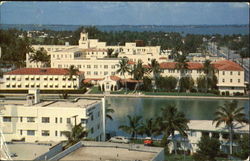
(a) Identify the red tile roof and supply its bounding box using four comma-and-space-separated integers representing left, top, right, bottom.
212, 60, 243, 71
128, 60, 135, 65
4, 68, 83, 75
83, 78, 103, 83
159, 62, 203, 70
159, 57, 167, 59
110, 75, 121, 81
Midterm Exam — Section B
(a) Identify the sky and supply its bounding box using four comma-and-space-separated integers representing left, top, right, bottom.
0, 1, 249, 25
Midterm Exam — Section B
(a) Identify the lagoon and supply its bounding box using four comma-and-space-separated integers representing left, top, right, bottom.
105, 97, 249, 136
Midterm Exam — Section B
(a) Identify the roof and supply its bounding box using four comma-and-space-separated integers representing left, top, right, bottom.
159, 57, 168, 59
212, 60, 243, 71
83, 78, 103, 83
128, 60, 135, 65
4, 68, 83, 75
159, 62, 203, 70
82, 48, 107, 52
109, 75, 121, 81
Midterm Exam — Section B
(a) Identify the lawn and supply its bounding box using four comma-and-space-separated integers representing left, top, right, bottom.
89, 86, 103, 94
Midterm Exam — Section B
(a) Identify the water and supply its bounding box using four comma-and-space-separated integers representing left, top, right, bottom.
0, 24, 249, 35
105, 97, 249, 137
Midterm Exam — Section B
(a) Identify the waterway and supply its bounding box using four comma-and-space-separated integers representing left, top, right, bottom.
105, 97, 249, 137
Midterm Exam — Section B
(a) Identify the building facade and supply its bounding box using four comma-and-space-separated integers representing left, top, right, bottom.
1, 68, 84, 90
1, 94, 104, 142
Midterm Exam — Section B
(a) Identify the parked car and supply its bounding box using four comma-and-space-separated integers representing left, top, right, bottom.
108, 136, 130, 144
144, 137, 153, 146
10, 153, 18, 157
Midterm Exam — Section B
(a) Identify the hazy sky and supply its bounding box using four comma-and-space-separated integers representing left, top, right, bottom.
0, 1, 249, 25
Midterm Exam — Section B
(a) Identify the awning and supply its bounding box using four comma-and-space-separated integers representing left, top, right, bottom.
43, 76, 48, 79
49, 83, 53, 86
30, 82, 35, 86
17, 83, 21, 86
54, 83, 59, 86
35, 76, 40, 79
49, 76, 53, 79
54, 76, 59, 79
43, 83, 48, 86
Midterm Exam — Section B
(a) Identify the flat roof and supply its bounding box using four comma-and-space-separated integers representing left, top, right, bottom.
60, 146, 156, 161
188, 120, 249, 133
7, 142, 54, 160
0, 98, 101, 108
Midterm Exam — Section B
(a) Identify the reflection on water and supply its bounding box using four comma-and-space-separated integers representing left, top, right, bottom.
106, 97, 249, 137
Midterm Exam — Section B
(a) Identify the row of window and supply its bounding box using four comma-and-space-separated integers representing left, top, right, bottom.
57, 64, 116, 69
6, 77, 76, 81
222, 71, 241, 76
3, 117, 73, 124
221, 78, 241, 83
6, 84, 76, 88
86, 71, 116, 76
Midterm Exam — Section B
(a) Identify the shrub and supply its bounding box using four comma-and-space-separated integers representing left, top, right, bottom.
209, 90, 220, 95
190, 88, 197, 93
225, 91, 230, 96
221, 92, 225, 96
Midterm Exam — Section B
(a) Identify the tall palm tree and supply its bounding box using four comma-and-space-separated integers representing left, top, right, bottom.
119, 115, 142, 140
213, 100, 248, 155
66, 65, 80, 89
148, 59, 160, 92
116, 58, 130, 93
202, 60, 214, 93
159, 104, 189, 155
130, 60, 148, 91
62, 123, 88, 147
175, 55, 188, 93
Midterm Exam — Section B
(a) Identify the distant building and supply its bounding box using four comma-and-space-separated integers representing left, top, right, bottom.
1, 92, 104, 142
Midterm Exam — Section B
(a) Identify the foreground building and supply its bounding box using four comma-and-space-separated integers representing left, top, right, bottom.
1, 90, 104, 142
1, 68, 84, 90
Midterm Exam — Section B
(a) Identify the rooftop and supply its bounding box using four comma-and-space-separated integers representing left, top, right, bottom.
60, 141, 163, 161
212, 60, 244, 71
4, 68, 83, 75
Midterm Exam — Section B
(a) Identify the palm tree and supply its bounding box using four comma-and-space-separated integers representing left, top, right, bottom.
119, 115, 142, 140
175, 55, 188, 92
138, 118, 159, 137
213, 100, 248, 156
130, 60, 148, 91
159, 104, 189, 155
29, 47, 50, 67
202, 60, 214, 93
66, 65, 80, 89
116, 58, 130, 93
62, 123, 88, 147
105, 103, 114, 121
148, 59, 160, 92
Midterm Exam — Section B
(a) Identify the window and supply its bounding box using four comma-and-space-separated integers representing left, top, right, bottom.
25, 84, 29, 88
60, 117, 62, 123
94, 71, 98, 75
238, 79, 240, 83
97, 124, 100, 130
238, 71, 240, 75
111, 65, 115, 69
6, 77, 10, 80
25, 77, 29, 80
55, 131, 58, 136
50, 84, 53, 88
222, 71, 225, 75
67, 118, 71, 124
230, 71, 233, 75
31, 77, 34, 81
87, 65, 91, 68
104, 65, 108, 69
20, 130, 23, 135
27, 117, 35, 122
91, 128, 94, 134
104, 72, 108, 75
91, 115, 94, 121
94, 65, 98, 69
12, 77, 16, 80
36, 84, 40, 88
62, 77, 66, 81
36, 77, 40, 80
42, 117, 50, 123
87, 71, 91, 75
81, 118, 88, 124
50, 77, 53, 81
44, 77, 48, 81
3, 117, 11, 122
20, 117, 23, 122
111, 72, 115, 75
41, 130, 50, 136
98, 111, 100, 117
44, 84, 48, 88
230, 79, 233, 83
222, 79, 225, 83
31, 84, 35, 88
27, 130, 35, 136
6, 84, 10, 88
55, 117, 58, 123
55, 77, 58, 81
55, 85, 58, 88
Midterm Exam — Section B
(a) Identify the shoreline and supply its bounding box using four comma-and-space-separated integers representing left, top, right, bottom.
1, 93, 249, 100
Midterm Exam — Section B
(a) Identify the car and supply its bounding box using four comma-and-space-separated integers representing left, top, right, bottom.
144, 137, 153, 146
10, 153, 18, 157
108, 136, 130, 144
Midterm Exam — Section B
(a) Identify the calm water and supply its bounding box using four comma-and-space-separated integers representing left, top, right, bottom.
1, 24, 249, 35
105, 97, 249, 136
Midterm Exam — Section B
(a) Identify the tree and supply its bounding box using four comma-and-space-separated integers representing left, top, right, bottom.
62, 123, 88, 147
193, 136, 221, 161
158, 104, 189, 154
107, 48, 114, 58
119, 115, 142, 140
202, 60, 214, 93
66, 65, 80, 89
141, 76, 152, 91
179, 76, 194, 92
235, 134, 250, 159
29, 47, 50, 67
105, 103, 115, 121
138, 118, 159, 137
213, 100, 248, 155
116, 58, 130, 93
148, 59, 160, 91
175, 55, 188, 92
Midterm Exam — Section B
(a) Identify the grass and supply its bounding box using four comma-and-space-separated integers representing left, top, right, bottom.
89, 86, 103, 94
144, 92, 217, 96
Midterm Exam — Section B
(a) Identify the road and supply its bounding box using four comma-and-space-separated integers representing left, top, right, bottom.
208, 42, 249, 83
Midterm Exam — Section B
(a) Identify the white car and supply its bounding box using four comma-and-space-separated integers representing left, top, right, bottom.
108, 136, 130, 144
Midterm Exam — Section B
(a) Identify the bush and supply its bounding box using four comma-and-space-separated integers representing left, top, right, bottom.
221, 92, 225, 96
209, 90, 220, 95
234, 92, 243, 96
190, 88, 197, 93
225, 91, 230, 96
